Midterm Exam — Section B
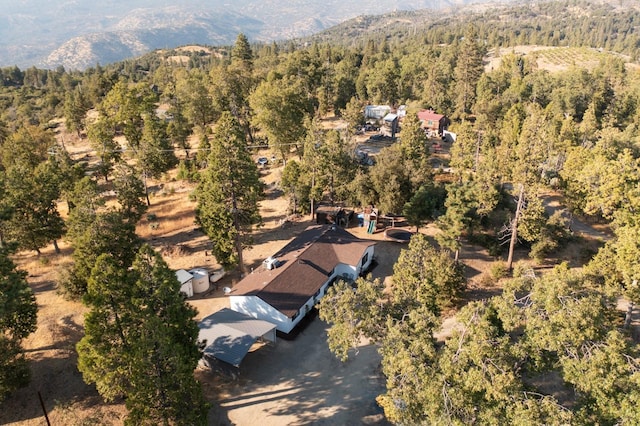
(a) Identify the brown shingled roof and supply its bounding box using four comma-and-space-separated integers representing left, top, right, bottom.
232, 225, 375, 318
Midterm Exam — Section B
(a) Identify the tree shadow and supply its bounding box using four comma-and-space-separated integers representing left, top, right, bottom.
0, 348, 98, 424
0, 312, 96, 424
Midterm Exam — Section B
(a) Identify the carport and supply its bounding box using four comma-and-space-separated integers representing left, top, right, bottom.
198, 308, 277, 368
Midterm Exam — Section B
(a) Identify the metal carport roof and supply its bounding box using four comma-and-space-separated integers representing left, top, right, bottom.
198, 308, 276, 367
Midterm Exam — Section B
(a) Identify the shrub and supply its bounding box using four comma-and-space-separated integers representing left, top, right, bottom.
530, 237, 558, 263
512, 261, 532, 279
57, 266, 86, 300
468, 232, 503, 257
490, 261, 509, 280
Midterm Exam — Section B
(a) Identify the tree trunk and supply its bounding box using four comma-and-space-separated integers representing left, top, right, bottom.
53, 239, 60, 254
310, 169, 316, 220
143, 171, 151, 206
230, 182, 245, 276
625, 289, 635, 329
507, 184, 525, 270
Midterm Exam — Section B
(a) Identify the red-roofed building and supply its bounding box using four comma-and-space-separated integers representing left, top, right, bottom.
229, 225, 375, 335
418, 109, 450, 136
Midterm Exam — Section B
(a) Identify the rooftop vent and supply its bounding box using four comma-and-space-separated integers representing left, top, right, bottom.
263, 256, 280, 270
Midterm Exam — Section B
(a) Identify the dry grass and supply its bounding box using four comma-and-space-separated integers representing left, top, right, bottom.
485, 45, 632, 74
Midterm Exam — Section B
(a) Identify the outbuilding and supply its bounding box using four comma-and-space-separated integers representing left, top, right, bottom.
382, 113, 399, 138
175, 269, 194, 298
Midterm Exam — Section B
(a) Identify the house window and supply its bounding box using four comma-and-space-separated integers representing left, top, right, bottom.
361, 252, 369, 266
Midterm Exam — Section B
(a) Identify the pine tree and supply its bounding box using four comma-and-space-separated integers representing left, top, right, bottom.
0, 245, 37, 401
453, 27, 485, 120
196, 112, 263, 273
77, 245, 208, 425
231, 33, 253, 69
3, 162, 65, 254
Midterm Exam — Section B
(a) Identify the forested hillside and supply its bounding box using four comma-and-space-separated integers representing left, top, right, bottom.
1, 0, 640, 423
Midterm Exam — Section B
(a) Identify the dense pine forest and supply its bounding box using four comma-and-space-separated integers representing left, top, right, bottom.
2, 0, 640, 424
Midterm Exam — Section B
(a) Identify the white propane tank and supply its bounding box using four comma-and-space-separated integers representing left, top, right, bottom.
189, 268, 209, 294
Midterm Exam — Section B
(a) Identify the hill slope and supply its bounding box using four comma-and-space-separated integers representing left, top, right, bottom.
1, 0, 517, 70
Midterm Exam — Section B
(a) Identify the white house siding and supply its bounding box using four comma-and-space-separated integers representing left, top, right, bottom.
230, 295, 293, 333
357, 246, 375, 274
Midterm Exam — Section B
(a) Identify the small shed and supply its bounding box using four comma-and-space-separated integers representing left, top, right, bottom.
382, 113, 399, 138
198, 308, 277, 368
175, 269, 194, 298
189, 268, 209, 294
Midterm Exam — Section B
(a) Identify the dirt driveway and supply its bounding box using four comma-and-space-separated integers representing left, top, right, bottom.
204, 319, 388, 426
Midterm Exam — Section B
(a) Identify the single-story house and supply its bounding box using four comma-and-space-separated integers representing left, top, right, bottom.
229, 225, 376, 335
176, 269, 194, 298
198, 308, 277, 368
418, 109, 450, 136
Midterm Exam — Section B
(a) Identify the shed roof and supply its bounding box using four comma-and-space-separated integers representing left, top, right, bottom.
417, 109, 445, 122
232, 225, 375, 318
175, 269, 193, 284
198, 308, 276, 367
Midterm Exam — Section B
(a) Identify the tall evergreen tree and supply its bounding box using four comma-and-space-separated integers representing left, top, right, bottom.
3, 162, 65, 254
0, 245, 37, 402
86, 115, 122, 182
77, 245, 208, 425
196, 112, 263, 273
60, 210, 140, 299
231, 33, 254, 68
453, 28, 485, 119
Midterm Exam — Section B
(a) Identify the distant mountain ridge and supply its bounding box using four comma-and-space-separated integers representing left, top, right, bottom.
0, 0, 519, 70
